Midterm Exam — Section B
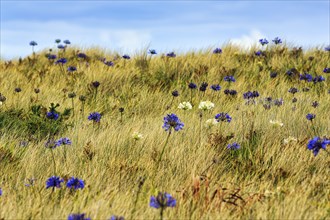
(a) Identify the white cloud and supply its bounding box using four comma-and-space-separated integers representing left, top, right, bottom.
229, 30, 265, 50
1, 20, 152, 59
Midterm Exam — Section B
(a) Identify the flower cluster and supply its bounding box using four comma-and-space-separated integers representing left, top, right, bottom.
178, 102, 192, 110
210, 84, 221, 91
55, 138, 72, 147
224, 75, 236, 82
306, 113, 316, 121
307, 137, 330, 156
46, 111, 59, 120
259, 38, 269, 46
215, 113, 232, 123
88, 112, 102, 122
66, 177, 85, 190
227, 142, 240, 150
162, 114, 184, 132
243, 91, 259, 99
213, 48, 222, 54
224, 89, 237, 96
67, 213, 91, 220
199, 82, 208, 92
198, 101, 215, 110
150, 192, 176, 209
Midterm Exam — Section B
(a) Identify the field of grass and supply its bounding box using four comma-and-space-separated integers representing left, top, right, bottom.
0, 43, 329, 219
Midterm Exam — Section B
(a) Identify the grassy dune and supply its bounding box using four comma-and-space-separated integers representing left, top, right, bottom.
0, 44, 329, 219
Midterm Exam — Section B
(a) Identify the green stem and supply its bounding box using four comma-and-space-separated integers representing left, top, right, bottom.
157, 131, 172, 166
50, 149, 56, 175
160, 207, 164, 220
190, 90, 193, 105
71, 98, 75, 117
199, 112, 203, 147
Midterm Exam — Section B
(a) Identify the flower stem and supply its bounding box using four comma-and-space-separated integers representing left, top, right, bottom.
50, 149, 56, 175
157, 131, 172, 166
160, 207, 164, 220
71, 98, 75, 117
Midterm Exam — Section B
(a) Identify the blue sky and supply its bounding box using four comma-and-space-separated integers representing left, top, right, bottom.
1, 0, 329, 59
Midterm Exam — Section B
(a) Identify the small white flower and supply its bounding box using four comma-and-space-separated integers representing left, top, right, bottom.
283, 136, 297, 144
269, 120, 284, 127
178, 101, 192, 110
205, 118, 218, 128
132, 132, 143, 140
0, 101, 2, 106
198, 101, 215, 110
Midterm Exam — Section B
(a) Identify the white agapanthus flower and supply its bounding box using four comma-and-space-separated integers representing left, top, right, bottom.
205, 118, 218, 128
178, 101, 192, 110
132, 131, 143, 140
283, 136, 298, 144
198, 101, 215, 110
269, 120, 284, 127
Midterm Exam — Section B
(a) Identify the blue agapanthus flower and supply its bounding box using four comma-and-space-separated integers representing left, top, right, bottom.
55, 58, 67, 65
58, 44, 65, 49
299, 73, 313, 82
63, 40, 71, 44
55, 138, 72, 147
46, 176, 63, 189
215, 113, 232, 123
255, 50, 262, 56
166, 52, 176, 57
243, 91, 259, 99
272, 37, 282, 44
104, 61, 114, 66
172, 90, 179, 97
88, 112, 101, 122
307, 137, 330, 156
148, 49, 157, 55
66, 177, 85, 190
77, 53, 87, 59
46, 111, 59, 120
210, 84, 221, 91
67, 213, 91, 220
288, 87, 299, 94
162, 114, 184, 132
323, 68, 330, 73
47, 54, 57, 60
273, 98, 284, 107
213, 48, 222, 54
224, 75, 236, 82
55, 39, 61, 44
188, 82, 197, 89
0, 188, 2, 196
199, 82, 208, 92
306, 113, 316, 121
227, 142, 240, 150
67, 66, 77, 72
224, 89, 237, 96
325, 46, 330, 51
150, 192, 176, 209
313, 76, 325, 83
259, 38, 269, 46
270, 72, 277, 78
29, 41, 38, 46
122, 54, 130, 59
109, 215, 125, 220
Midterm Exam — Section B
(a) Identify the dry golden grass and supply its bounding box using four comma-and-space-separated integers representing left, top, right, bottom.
0, 44, 329, 219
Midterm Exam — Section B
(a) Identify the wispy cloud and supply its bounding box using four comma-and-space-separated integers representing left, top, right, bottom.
230, 30, 265, 50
